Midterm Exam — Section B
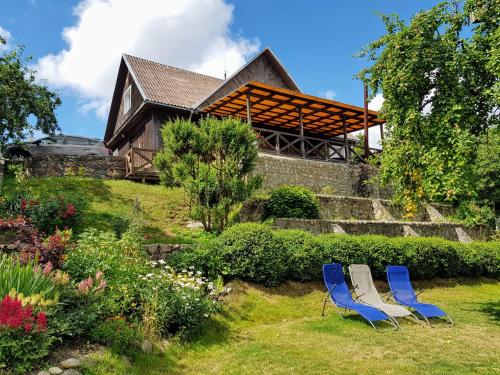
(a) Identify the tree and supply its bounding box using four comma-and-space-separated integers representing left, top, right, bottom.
0, 37, 61, 148
154, 116, 262, 232
358, 1, 499, 217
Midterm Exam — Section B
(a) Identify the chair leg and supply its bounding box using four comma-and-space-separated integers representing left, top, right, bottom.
446, 314, 455, 326
321, 294, 328, 317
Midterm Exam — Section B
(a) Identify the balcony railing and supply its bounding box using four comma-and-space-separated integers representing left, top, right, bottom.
254, 127, 380, 163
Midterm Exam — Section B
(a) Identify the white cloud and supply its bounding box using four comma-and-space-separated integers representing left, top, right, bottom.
36, 0, 260, 118
0, 25, 12, 47
351, 93, 385, 148
368, 93, 384, 111
318, 89, 336, 100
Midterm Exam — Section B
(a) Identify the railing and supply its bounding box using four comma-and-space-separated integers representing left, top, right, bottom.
125, 146, 159, 179
254, 127, 381, 163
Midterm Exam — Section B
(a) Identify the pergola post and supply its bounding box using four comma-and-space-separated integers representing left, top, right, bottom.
276, 133, 280, 155
298, 105, 305, 157
380, 123, 384, 143
246, 93, 252, 124
342, 116, 350, 164
363, 84, 369, 158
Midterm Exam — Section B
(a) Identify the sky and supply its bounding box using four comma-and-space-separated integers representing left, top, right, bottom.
0, 0, 442, 146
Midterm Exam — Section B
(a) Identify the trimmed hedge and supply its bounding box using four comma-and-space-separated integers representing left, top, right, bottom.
264, 185, 320, 220
168, 223, 500, 286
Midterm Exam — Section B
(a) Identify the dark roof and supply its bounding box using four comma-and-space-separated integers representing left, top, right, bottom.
124, 54, 223, 109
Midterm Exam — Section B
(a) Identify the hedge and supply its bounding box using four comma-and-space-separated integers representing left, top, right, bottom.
168, 223, 500, 286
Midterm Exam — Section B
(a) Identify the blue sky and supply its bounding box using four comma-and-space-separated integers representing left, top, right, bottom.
0, 0, 441, 142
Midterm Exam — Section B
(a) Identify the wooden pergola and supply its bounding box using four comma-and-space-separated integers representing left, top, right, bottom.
202, 81, 385, 162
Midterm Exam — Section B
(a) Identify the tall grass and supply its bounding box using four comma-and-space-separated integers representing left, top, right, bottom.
0, 255, 58, 299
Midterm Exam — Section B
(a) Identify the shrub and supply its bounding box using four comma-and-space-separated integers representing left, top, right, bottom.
0, 217, 71, 268
64, 227, 218, 338
90, 318, 141, 358
0, 296, 54, 374
264, 185, 320, 220
0, 193, 86, 234
139, 263, 218, 338
169, 223, 500, 284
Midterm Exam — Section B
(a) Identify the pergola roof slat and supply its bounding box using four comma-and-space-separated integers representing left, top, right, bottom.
201, 81, 384, 136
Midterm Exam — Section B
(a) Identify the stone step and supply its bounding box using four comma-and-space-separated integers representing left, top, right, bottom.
275, 218, 491, 242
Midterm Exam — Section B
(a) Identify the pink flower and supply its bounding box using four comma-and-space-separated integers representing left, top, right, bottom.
95, 271, 104, 280
42, 262, 53, 275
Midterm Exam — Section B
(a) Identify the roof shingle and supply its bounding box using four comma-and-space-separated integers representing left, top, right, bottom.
124, 54, 223, 109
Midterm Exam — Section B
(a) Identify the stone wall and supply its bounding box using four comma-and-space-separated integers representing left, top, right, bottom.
240, 195, 446, 223
254, 153, 392, 198
275, 218, 492, 242
145, 243, 190, 260
24, 155, 126, 179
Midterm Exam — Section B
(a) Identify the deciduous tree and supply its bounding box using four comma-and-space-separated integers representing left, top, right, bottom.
358, 0, 499, 218
0, 37, 61, 148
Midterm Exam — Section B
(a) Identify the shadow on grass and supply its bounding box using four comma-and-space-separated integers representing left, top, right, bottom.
474, 300, 500, 323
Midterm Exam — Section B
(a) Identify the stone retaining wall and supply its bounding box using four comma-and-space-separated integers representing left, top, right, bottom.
145, 243, 190, 260
275, 218, 492, 242
240, 195, 448, 223
254, 153, 392, 198
24, 155, 126, 179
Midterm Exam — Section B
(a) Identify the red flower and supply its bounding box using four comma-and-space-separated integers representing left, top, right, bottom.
0, 296, 47, 334
21, 199, 27, 210
24, 321, 33, 333
36, 312, 47, 332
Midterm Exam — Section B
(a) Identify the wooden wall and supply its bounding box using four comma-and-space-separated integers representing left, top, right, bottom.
197, 53, 296, 110
114, 71, 143, 134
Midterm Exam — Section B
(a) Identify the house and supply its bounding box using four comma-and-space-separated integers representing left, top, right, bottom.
104, 48, 384, 180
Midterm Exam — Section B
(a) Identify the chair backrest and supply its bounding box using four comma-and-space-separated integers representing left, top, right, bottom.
348, 264, 383, 305
386, 265, 417, 304
322, 263, 354, 306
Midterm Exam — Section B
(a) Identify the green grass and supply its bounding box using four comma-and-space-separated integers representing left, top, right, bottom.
84, 278, 500, 375
2, 176, 191, 243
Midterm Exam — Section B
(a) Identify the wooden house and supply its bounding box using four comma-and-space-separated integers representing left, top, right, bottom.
104, 48, 384, 180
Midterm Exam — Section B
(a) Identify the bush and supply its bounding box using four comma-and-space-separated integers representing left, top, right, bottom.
90, 318, 141, 358
139, 264, 219, 338
264, 185, 320, 220
0, 296, 54, 374
64, 227, 218, 338
169, 223, 500, 285
0, 193, 86, 234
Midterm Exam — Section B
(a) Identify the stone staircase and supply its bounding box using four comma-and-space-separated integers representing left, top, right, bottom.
241, 195, 491, 242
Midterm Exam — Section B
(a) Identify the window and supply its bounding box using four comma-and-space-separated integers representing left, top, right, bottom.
123, 85, 132, 113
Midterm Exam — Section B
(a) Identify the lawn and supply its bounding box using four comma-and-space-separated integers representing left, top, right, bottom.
2, 176, 190, 243
85, 278, 500, 375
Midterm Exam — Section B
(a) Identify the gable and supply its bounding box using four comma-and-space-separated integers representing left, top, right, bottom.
195, 48, 300, 110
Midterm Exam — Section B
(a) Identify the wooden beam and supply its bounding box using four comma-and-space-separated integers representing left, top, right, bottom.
298, 105, 305, 157
380, 123, 384, 142
246, 93, 252, 124
342, 116, 350, 164
363, 84, 369, 158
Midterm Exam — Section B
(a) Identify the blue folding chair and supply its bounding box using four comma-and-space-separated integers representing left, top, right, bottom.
322, 263, 397, 330
386, 266, 454, 325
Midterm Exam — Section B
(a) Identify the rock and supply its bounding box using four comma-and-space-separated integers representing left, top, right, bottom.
37, 371, 50, 375
141, 339, 153, 353
49, 367, 63, 375
60, 358, 81, 369
62, 370, 82, 375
